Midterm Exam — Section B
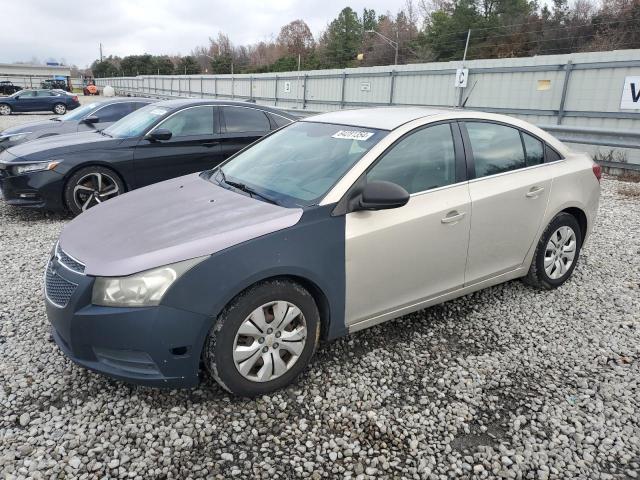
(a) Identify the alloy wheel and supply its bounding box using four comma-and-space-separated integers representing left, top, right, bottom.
544, 226, 577, 280
54, 104, 66, 115
0, 105, 10, 115
233, 301, 307, 383
73, 172, 120, 211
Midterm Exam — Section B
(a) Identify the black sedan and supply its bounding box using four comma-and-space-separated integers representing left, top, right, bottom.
0, 89, 80, 116
0, 99, 296, 215
0, 97, 155, 152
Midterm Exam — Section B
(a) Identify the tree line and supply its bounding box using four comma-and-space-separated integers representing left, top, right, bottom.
91, 0, 640, 77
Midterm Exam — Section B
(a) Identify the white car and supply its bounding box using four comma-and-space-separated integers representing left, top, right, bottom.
46, 107, 601, 396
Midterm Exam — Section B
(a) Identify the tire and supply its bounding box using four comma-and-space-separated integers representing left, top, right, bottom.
0, 104, 11, 116
204, 280, 321, 397
63, 166, 125, 216
523, 212, 582, 290
53, 103, 67, 115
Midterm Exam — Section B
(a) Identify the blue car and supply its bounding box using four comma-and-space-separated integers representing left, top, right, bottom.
0, 89, 80, 116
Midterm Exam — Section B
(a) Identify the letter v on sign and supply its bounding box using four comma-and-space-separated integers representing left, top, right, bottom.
620, 76, 640, 109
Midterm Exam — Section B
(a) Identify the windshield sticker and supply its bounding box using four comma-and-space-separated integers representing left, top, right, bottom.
149, 108, 168, 116
331, 130, 374, 141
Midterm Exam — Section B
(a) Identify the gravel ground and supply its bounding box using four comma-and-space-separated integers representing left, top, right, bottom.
1, 163, 639, 477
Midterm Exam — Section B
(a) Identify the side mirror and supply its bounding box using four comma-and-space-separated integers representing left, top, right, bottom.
356, 181, 409, 211
145, 129, 172, 142
83, 115, 99, 124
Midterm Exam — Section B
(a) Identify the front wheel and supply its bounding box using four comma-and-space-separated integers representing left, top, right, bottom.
63, 166, 125, 216
53, 103, 67, 115
523, 212, 582, 289
0, 104, 11, 116
204, 280, 320, 397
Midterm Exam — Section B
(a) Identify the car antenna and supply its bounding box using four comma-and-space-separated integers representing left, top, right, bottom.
461, 79, 478, 109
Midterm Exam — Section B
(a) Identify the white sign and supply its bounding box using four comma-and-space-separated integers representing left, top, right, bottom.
360, 82, 371, 92
332, 130, 374, 141
455, 68, 469, 88
620, 76, 640, 109
283, 81, 291, 93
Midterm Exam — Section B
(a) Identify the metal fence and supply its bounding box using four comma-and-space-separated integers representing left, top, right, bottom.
96, 50, 640, 168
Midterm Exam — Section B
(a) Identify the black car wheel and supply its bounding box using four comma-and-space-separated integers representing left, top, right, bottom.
204, 280, 321, 397
0, 104, 11, 116
523, 212, 582, 290
64, 166, 125, 216
53, 103, 67, 115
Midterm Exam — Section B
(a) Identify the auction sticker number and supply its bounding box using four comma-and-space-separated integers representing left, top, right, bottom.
332, 130, 374, 141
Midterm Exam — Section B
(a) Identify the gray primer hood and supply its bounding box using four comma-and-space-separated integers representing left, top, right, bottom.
59, 173, 303, 276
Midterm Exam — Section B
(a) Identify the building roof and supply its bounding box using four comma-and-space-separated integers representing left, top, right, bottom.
302, 106, 456, 130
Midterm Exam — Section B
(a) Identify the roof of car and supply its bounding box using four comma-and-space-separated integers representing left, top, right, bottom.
152, 98, 297, 118
102, 97, 156, 104
302, 106, 458, 130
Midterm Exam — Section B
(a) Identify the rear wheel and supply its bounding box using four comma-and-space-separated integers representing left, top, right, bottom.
53, 103, 66, 115
524, 212, 582, 289
63, 166, 125, 216
204, 280, 320, 397
0, 104, 11, 116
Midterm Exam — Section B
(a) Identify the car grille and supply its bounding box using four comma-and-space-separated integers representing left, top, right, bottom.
55, 243, 85, 274
45, 261, 77, 308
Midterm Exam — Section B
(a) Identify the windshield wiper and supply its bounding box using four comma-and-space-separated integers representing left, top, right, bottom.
217, 169, 278, 205
99, 130, 113, 138
50, 118, 61, 122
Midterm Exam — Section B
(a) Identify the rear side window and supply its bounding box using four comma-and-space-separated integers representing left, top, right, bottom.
37, 90, 55, 97
223, 107, 270, 133
368, 123, 457, 194
269, 113, 292, 129
95, 103, 134, 123
159, 106, 215, 137
522, 132, 545, 166
466, 122, 525, 178
545, 145, 562, 162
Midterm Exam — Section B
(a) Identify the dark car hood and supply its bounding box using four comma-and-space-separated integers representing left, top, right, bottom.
2, 131, 116, 161
59, 173, 304, 276
1, 119, 60, 136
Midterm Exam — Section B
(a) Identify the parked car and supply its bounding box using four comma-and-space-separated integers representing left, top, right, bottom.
0, 99, 296, 214
0, 97, 155, 152
0, 89, 80, 116
43, 108, 601, 396
41, 79, 70, 92
0, 81, 22, 96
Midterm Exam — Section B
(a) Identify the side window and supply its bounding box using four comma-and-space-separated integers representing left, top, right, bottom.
466, 122, 525, 178
37, 90, 54, 97
545, 144, 562, 162
223, 107, 270, 133
19, 90, 36, 97
95, 103, 133, 123
132, 102, 150, 111
368, 123, 457, 194
522, 132, 544, 166
269, 113, 292, 129
158, 106, 215, 137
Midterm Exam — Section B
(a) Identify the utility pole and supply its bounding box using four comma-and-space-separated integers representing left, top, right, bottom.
99, 43, 103, 62
365, 30, 399, 65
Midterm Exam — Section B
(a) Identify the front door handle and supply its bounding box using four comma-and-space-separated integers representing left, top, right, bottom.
526, 186, 545, 198
202, 141, 220, 148
441, 211, 466, 224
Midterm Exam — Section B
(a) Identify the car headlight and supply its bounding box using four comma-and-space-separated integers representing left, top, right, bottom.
12, 161, 60, 175
0, 132, 31, 143
91, 256, 207, 307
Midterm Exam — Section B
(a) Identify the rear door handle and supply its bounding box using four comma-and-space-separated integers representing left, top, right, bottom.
526, 186, 545, 198
441, 211, 466, 224
202, 141, 220, 148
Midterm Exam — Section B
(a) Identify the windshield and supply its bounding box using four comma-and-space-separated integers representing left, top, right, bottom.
217, 121, 387, 207
103, 104, 169, 138
57, 102, 100, 122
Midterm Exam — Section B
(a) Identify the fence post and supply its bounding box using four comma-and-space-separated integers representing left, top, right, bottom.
340, 72, 346, 109
232, 75, 235, 99
274, 75, 278, 106
201, 76, 204, 98
250, 76, 253, 101
214, 77, 218, 98
557, 60, 573, 125
302, 74, 308, 109
389, 70, 396, 105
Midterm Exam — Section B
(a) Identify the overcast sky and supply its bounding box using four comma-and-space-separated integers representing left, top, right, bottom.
3, 0, 409, 68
